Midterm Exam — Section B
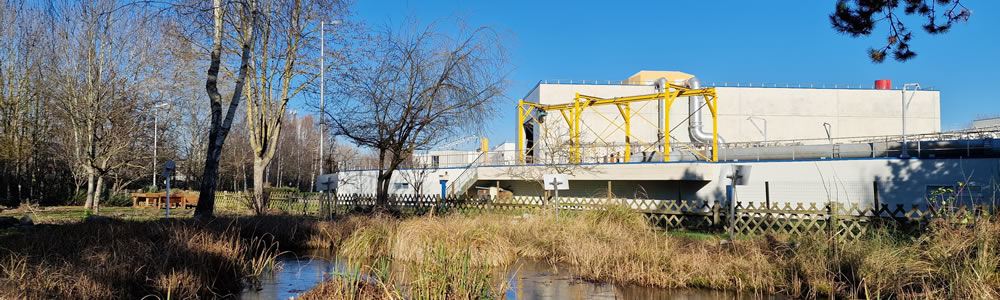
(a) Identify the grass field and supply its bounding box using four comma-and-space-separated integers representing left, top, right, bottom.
0, 205, 195, 223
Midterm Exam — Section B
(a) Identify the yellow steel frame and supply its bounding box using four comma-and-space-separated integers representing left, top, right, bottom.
516, 84, 720, 164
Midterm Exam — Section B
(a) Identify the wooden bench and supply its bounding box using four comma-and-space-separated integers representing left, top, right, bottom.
131, 192, 198, 209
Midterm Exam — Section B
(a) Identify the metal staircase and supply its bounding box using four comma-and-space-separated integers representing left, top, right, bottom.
446, 152, 486, 197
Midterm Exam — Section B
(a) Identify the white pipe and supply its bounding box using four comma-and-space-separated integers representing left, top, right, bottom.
687, 77, 725, 145
654, 78, 668, 153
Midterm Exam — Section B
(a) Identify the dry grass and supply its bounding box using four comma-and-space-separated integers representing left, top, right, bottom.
305, 205, 1000, 299
0, 217, 294, 299
6, 206, 996, 299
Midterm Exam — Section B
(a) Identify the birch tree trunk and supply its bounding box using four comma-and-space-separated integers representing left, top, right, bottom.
93, 175, 104, 215
85, 171, 95, 209
194, 0, 258, 218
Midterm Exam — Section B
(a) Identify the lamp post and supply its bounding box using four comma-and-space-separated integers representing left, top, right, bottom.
901, 83, 921, 158
319, 20, 342, 177
152, 102, 169, 189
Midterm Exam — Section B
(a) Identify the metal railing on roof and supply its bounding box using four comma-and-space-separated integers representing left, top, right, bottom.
536, 79, 937, 91
336, 127, 1000, 171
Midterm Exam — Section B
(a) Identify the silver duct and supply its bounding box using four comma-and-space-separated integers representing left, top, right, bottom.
667, 139, 998, 162
687, 77, 725, 145
654, 78, 668, 153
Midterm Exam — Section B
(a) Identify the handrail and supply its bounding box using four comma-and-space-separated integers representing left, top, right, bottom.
446, 151, 486, 196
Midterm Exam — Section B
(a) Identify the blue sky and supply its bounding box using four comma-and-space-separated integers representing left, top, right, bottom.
349, 0, 999, 150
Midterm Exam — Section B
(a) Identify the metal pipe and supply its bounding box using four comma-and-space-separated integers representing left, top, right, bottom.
665, 139, 996, 162
687, 77, 725, 145
901, 83, 921, 158
654, 77, 668, 153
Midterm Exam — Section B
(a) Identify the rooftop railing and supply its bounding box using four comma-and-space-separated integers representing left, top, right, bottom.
535, 79, 937, 91
337, 127, 1000, 171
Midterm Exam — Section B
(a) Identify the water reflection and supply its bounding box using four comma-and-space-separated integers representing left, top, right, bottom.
241, 252, 344, 300
505, 259, 782, 300
241, 253, 783, 300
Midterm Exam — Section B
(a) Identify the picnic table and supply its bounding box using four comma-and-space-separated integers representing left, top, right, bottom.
131, 192, 199, 209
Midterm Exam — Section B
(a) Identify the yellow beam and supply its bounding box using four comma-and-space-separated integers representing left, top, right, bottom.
517, 86, 718, 164
560, 110, 571, 129
615, 103, 631, 163
517, 100, 524, 165
707, 94, 719, 162
530, 88, 716, 112
572, 93, 580, 163
663, 93, 677, 161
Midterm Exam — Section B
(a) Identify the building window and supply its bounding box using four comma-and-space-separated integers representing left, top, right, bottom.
396, 182, 409, 190
431, 156, 440, 168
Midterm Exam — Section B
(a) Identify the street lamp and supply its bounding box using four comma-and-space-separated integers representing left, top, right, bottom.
901, 83, 920, 158
153, 102, 170, 189
746, 116, 767, 144
319, 20, 342, 177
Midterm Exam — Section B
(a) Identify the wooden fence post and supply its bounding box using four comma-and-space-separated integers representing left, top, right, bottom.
828, 202, 840, 237
712, 200, 720, 227
764, 181, 771, 209
872, 181, 880, 216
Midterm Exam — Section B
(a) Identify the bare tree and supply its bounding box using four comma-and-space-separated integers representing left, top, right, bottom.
332, 19, 509, 207
399, 158, 433, 195
193, 0, 260, 218
47, 0, 164, 213
504, 126, 598, 204
243, 0, 347, 213
0, 0, 60, 206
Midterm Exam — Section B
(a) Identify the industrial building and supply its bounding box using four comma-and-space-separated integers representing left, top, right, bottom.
335, 71, 1000, 210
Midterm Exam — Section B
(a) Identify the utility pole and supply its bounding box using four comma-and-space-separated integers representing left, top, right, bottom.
318, 20, 341, 177
319, 21, 325, 177
152, 102, 169, 189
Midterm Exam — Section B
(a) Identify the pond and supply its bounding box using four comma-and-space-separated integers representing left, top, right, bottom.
240, 251, 783, 300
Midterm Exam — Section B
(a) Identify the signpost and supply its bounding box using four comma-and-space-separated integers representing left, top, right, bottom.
543, 174, 569, 220
161, 160, 175, 218
721, 165, 752, 239
317, 173, 338, 219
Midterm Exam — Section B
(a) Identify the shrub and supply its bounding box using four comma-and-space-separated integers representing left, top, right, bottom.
103, 192, 133, 207
265, 186, 300, 194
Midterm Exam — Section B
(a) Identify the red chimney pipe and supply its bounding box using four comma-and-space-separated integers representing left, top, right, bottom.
875, 79, 892, 90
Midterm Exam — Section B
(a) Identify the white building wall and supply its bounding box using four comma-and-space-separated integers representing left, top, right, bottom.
520, 83, 941, 162
336, 168, 460, 196
337, 158, 999, 212
474, 157, 997, 211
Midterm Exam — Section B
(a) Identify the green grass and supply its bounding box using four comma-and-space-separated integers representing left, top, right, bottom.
1, 206, 195, 223
664, 231, 725, 240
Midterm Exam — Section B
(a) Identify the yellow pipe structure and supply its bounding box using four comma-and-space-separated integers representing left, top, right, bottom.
516, 100, 536, 165
517, 100, 524, 164
662, 95, 677, 161
706, 94, 719, 162
515, 85, 720, 164
615, 103, 631, 162
573, 93, 581, 163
